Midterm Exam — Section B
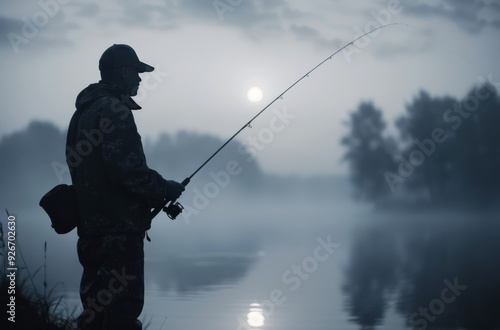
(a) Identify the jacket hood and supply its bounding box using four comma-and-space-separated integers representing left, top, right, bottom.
75, 82, 142, 111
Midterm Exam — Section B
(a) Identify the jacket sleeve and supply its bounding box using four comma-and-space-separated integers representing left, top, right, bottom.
100, 98, 168, 205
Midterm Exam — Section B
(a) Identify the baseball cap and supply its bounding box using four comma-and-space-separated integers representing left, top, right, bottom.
99, 44, 154, 73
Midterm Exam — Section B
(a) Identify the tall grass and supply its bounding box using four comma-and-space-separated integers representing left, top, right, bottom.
1, 217, 77, 329
1, 215, 153, 329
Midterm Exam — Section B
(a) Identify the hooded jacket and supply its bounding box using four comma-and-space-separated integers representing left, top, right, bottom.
66, 82, 169, 237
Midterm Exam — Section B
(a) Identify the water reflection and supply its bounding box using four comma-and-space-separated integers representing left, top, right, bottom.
342, 226, 400, 329
343, 214, 500, 330
146, 253, 258, 294
247, 303, 265, 328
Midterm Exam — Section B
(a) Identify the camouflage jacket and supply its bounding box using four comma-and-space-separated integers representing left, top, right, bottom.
66, 82, 169, 237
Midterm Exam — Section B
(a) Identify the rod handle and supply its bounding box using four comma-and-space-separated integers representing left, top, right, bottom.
181, 177, 190, 187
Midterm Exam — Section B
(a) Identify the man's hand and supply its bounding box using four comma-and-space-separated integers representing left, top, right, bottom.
165, 180, 185, 201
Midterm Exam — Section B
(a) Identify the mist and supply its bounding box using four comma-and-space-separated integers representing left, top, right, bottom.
0, 120, 352, 289
1, 112, 499, 329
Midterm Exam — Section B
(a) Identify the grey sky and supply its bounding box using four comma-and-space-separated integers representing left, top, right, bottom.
1, 0, 499, 175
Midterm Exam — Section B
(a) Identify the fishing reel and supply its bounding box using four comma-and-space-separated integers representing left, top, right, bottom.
163, 201, 184, 220
162, 177, 190, 220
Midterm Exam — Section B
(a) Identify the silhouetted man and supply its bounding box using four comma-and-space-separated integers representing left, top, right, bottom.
66, 44, 185, 330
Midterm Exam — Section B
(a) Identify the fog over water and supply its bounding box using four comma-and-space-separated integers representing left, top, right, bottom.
2, 1, 500, 328
1, 122, 499, 329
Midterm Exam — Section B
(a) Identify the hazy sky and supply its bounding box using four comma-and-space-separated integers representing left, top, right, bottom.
1, 0, 499, 175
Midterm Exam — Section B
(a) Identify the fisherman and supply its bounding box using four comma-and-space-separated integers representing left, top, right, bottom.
66, 44, 185, 330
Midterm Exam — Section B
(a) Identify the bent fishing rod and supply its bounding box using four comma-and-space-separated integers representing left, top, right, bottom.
152, 22, 410, 220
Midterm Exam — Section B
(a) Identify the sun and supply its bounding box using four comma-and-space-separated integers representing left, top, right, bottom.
247, 87, 263, 102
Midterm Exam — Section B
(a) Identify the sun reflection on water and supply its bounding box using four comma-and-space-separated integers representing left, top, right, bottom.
247, 302, 265, 328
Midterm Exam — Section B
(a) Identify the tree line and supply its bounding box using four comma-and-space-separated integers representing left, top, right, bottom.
341, 82, 500, 208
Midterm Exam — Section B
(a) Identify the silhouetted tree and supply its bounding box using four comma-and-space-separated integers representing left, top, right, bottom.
342, 102, 397, 201
450, 83, 500, 205
395, 84, 500, 206
395, 91, 457, 202
343, 83, 500, 208
146, 131, 262, 190
0, 121, 66, 208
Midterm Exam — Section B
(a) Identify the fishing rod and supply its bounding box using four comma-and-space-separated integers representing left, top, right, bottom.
152, 22, 409, 220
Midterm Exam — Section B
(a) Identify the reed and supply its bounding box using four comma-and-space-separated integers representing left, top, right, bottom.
0, 221, 77, 329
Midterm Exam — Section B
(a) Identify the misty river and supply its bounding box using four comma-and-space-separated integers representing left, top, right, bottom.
9, 190, 500, 330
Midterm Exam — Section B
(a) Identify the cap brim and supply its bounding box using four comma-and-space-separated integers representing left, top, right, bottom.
137, 62, 154, 73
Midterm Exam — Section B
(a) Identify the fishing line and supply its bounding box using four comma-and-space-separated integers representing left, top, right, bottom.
152, 21, 486, 221
187, 22, 411, 183
149, 22, 407, 220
